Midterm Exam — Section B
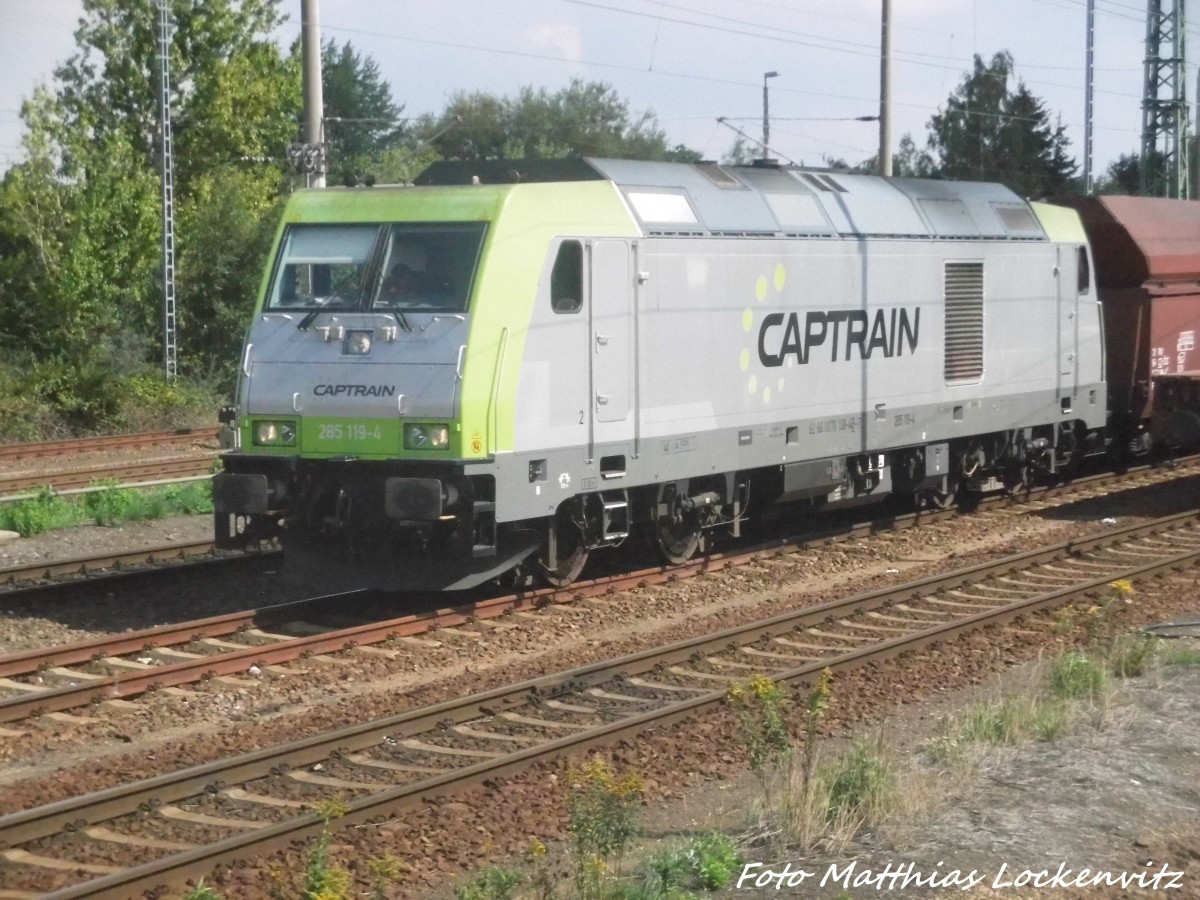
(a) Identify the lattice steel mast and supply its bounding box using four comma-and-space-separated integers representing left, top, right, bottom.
1140, 0, 1190, 198
156, 0, 178, 378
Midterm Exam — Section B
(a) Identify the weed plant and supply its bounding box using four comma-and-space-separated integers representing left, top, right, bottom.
301, 799, 352, 900
567, 757, 647, 898
1050, 650, 1107, 701
782, 734, 904, 853
636, 831, 741, 896
0, 488, 76, 535
725, 675, 793, 809
453, 866, 524, 900
179, 880, 222, 900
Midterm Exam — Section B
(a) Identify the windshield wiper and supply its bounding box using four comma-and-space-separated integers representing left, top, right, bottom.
389, 309, 414, 333
297, 294, 346, 331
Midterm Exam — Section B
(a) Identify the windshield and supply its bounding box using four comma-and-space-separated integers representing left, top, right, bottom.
267, 224, 377, 310
266, 221, 487, 314
372, 223, 486, 313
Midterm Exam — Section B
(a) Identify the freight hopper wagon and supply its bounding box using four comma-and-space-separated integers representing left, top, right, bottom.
214, 159, 1107, 591
1061, 196, 1200, 453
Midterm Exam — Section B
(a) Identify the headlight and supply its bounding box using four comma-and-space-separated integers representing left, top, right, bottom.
404, 423, 450, 450
253, 419, 297, 446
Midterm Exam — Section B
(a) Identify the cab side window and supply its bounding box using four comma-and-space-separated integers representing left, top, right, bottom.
1077, 246, 1091, 295
551, 240, 583, 314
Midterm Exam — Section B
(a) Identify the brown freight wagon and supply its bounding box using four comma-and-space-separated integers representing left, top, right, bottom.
1060, 196, 1200, 452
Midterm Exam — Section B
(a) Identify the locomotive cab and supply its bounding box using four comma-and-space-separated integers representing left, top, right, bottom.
214, 206, 523, 587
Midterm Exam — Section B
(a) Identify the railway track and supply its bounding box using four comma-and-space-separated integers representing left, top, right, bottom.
0, 459, 1197, 727
0, 540, 246, 591
0, 457, 217, 499
0, 509, 1196, 898
0, 429, 220, 463
0, 453, 1194, 595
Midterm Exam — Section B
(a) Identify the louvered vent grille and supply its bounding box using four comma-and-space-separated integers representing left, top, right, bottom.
944, 262, 984, 382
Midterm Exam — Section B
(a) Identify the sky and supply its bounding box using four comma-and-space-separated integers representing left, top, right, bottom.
0, 0, 1195, 180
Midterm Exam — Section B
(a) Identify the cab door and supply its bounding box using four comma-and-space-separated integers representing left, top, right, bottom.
589, 240, 634, 450
1057, 245, 1079, 397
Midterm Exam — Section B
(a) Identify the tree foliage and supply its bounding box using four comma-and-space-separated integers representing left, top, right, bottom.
421, 78, 698, 162
0, 0, 298, 434
1094, 152, 1141, 195
0, 5, 709, 437
321, 38, 405, 180
926, 51, 1077, 197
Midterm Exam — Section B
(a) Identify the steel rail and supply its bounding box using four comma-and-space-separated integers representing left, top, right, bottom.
1, 508, 1196, 900
32, 530, 1200, 898
0, 539, 230, 588
0, 590, 354, 680
0, 459, 1196, 722
0, 457, 217, 496
0, 428, 220, 462
0, 496, 1109, 720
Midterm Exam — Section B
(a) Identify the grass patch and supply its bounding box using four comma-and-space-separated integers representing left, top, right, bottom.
958, 692, 1069, 745
780, 733, 924, 853
635, 832, 743, 896
1049, 651, 1109, 700
0, 481, 212, 536
1160, 643, 1200, 668
1104, 633, 1160, 678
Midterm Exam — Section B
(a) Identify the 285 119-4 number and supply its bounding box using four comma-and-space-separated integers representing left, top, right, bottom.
318, 423, 383, 441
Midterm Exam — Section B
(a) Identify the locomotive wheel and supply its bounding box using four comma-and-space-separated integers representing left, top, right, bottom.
651, 514, 703, 566
537, 507, 589, 588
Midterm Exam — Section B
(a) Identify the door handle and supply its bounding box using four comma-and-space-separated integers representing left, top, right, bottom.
595, 334, 609, 346
596, 394, 611, 405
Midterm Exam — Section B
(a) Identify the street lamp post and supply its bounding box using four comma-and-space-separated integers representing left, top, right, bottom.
763, 71, 779, 161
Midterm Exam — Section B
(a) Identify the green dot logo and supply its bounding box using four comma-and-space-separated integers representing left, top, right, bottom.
740, 263, 787, 404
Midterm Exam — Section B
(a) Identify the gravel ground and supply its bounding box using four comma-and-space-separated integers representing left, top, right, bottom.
0, 472, 1196, 898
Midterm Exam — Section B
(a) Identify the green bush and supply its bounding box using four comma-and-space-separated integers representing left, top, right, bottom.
1050, 651, 1108, 700
684, 832, 741, 890
959, 694, 1067, 745
0, 482, 212, 536
0, 488, 77, 536
824, 739, 894, 822
636, 832, 741, 896
83, 481, 138, 526
0, 356, 224, 443
117, 373, 224, 433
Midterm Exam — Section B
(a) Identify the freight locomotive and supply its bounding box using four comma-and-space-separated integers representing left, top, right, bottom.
212, 158, 1200, 591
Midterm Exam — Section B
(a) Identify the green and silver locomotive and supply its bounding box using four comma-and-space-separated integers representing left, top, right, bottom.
214, 158, 1107, 590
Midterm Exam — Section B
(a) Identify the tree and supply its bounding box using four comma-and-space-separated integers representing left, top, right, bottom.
894, 133, 936, 177
420, 78, 699, 162
927, 52, 1077, 197
53, 0, 297, 190
320, 38, 406, 181
722, 135, 756, 166
0, 0, 301, 430
1092, 153, 1141, 195
850, 133, 935, 177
